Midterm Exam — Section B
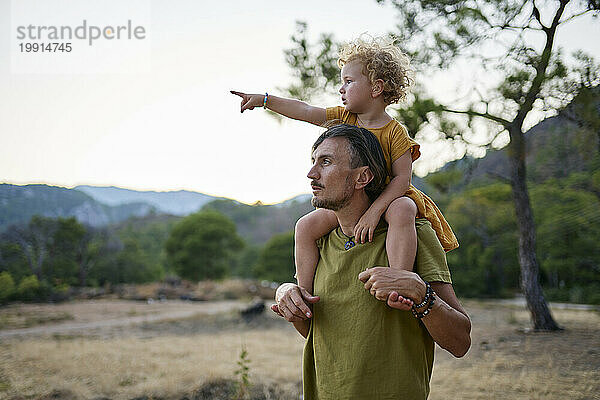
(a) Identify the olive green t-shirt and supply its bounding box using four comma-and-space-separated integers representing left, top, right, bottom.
303, 218, 452, 400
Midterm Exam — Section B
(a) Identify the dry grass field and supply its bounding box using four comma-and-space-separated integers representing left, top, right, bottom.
0, 298, 598, 399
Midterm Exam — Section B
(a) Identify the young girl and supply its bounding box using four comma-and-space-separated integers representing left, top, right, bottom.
232, 36, 457, 306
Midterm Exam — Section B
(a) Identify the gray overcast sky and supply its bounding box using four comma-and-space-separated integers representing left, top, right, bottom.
1, 0, 598, 203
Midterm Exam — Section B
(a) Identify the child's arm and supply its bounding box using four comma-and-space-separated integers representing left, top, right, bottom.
230, 91, 327, 126
354, 149, 413, 243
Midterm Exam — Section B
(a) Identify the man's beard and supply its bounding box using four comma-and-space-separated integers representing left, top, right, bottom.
311, 177, 354, 211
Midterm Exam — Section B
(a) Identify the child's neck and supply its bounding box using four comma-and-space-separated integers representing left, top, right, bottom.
356, 105, 392, 129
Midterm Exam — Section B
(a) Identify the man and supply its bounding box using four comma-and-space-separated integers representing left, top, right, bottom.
273, 124, 471, 399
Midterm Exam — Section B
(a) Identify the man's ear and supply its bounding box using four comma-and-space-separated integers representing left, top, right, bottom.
355, 166, 374, 190
371, 79, 384, 98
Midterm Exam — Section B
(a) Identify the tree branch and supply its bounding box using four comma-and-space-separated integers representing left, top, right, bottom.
492, 23, 544, 32
559, 9, 592, 24
515, 0, 569, 130
531, 0, 547, 30
441, 107, 511, 127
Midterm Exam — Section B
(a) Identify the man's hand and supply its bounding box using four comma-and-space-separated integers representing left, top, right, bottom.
271, 283, 320, 322
353, 206, 384, 244
358, 267, 425, 310
230, 90, 264, 112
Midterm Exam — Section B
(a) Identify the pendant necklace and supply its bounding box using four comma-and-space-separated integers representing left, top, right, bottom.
339, 228, 356, 250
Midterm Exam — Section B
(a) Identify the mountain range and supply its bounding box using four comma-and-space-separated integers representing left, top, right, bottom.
0, 183, 312, 235
75, 185, 223, 216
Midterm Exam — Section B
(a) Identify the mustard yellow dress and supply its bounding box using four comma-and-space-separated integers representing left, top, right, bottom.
326, 106, 459, 251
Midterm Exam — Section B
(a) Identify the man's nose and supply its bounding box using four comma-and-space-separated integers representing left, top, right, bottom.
307, 165, 319, 180
339, 85, 344, 94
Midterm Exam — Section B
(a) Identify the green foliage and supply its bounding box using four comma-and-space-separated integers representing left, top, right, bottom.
532, 181, 600, 296
0, 271, 15, 302
234, 346, 251, 400
44, 217, 85, 285
445, 183, 519, 298
232, 245, 260, 278
283, 21, 339, 101
202, 197, 313, 245
253, 231, 295, 283
17, 274, 40, 301
117, 238, 162, 283
0, 213, 172, 292
165, 210, 244, 281
0, 241, 28, 283
114, 216, 176, 280
424, 169, 463, 194
436, 163, 600, 304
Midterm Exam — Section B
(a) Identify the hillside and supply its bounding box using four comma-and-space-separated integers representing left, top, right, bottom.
431, 85, 600, 190
0, 183, 314, 244
202, 196, 314, 244
76, 185, 222, 216
0, 184, 154, 231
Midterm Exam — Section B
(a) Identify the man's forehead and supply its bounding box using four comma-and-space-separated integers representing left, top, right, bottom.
312, 137, 349, 159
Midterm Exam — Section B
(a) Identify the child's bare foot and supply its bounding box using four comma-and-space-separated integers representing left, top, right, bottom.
387, 291, 413, 311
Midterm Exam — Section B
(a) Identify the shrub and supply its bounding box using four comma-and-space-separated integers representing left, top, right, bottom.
253, 231, 295, 283
17, 275, 40, 301
0, 271, 16, 302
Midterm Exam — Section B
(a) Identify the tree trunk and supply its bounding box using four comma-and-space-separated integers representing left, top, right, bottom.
507, 127, 560, 331
78, 259, 87, 287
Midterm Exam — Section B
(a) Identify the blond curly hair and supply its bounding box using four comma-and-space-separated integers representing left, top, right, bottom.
338, 36, 414, 105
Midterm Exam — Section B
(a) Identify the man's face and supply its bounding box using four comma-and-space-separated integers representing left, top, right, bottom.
307, 137, 356, 211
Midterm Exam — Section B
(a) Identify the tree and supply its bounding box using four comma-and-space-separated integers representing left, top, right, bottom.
0, 271, 16, 303
531, 178, 600, 302
116, 238, 162, 283
445, 183, 520, 298
4, 215, 57, 280
283, 1, 599, 330
165, 210, 244, 281
46, 217, 85, 285
253, 231, 295, 283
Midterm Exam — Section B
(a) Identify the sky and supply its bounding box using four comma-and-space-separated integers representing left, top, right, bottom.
0, 0, 598, 204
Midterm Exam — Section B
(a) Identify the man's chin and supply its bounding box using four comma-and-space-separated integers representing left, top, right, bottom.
311, 196, 339, 211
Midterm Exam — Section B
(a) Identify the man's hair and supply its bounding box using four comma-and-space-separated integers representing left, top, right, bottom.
337, 35, 414, 105
312, 124, 388, 201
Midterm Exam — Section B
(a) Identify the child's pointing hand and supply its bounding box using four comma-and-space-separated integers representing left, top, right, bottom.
230, 90, 265, 113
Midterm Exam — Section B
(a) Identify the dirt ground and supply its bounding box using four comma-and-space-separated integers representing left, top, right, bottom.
0, 299, 599, 399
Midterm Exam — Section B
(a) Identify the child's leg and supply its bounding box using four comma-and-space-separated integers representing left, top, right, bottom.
295, 208, 339, 294
384, 197, 418, 310
384, 197, 418, 271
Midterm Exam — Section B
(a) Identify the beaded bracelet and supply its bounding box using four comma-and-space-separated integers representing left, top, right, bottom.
413, 281, 432, 309
263, 92, 268, 109
412, 293, 435, 319
411, 281, 436, 319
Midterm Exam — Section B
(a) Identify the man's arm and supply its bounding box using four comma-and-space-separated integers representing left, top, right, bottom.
272, 283, 320, 338
390, 281, 471, 357
230, 91, 327, 126
359, 268, 471, 358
